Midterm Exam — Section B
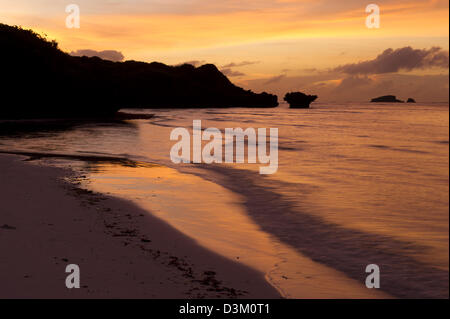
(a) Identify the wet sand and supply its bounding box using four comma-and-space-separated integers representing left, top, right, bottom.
0, 154, 281, 298
185, 164, 448, 298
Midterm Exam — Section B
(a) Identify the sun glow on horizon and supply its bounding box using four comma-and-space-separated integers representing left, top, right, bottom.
1, 0, 448, 101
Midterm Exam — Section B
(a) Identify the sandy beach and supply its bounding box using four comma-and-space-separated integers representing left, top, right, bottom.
0, 3, 449, 305
0, 154, 281, 298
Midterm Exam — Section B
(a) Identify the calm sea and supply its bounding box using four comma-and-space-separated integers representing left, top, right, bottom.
1, 102, 448, 298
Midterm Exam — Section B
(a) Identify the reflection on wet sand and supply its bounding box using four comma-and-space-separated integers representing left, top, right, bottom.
1, 103, 448, 298
80, 162, 388, 298
183, 164, 448, 298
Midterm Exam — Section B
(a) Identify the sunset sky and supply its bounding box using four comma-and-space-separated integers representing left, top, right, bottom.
1, 0, 448, 102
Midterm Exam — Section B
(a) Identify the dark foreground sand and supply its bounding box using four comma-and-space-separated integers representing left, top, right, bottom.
0, 154, 281, 298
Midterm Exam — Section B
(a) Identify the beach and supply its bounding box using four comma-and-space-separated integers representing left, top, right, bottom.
0, 154, 281, 298
0, 4, 448, 304
0, 103, 448, 299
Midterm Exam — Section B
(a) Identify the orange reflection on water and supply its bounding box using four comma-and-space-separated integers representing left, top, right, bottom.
82, 162, 388, 298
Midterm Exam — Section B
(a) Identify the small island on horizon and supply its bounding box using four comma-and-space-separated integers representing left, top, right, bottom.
371, 95, 404, 103
370, 95, 417, 103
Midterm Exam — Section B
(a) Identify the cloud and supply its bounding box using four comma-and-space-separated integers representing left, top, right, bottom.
264, 74, 286, 84
219, 61, 258, 77
335, 75, 373, 90
220, 68, 245, 77
302, 68, 320, 74
70, 49, 125, 62
245, 72, 449, 103
334, 46, 449, 75
178, 60, 205, 67
221, 61, 259, 68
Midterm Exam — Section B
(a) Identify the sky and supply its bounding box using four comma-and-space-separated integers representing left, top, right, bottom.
1, 0, 449, 102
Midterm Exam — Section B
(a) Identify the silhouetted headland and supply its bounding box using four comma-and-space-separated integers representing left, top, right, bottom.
371, 95, 404, 103
284, 92, 318, 108
0, 23, 278, 119
407, 98, 416, 103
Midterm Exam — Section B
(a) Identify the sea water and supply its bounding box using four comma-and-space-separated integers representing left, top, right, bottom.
1, 102, 448, 298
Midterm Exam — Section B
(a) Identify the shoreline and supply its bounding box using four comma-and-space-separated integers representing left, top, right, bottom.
182, 164, 448, 298
0, 154, 281, 298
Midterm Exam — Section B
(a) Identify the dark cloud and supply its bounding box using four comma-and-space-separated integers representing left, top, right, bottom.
264, 74, 286, 84
70, 49, 125, 62
334, 46, 449, 75
221, 61, 259, 68
220, 68, 245, 77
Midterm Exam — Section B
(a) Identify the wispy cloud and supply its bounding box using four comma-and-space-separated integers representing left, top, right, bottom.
335, 75, 373, 90
220, 68, 246, 77
70, 49, 124, 61
221, 61, 259, 68
264, 74, 286, 84
178, 60, 206, 67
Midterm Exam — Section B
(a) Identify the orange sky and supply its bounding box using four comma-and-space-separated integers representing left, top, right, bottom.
1, 0, 448, 101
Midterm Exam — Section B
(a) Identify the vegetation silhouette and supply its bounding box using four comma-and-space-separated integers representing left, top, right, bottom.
0, 23, 278, 119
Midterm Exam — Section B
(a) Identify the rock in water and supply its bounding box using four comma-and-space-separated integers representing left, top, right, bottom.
284, 92, 318, 108
370, 95, 404, 103
407, 98, 416, 103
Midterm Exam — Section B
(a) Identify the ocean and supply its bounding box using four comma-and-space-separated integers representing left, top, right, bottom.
0, 102, 448, 298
